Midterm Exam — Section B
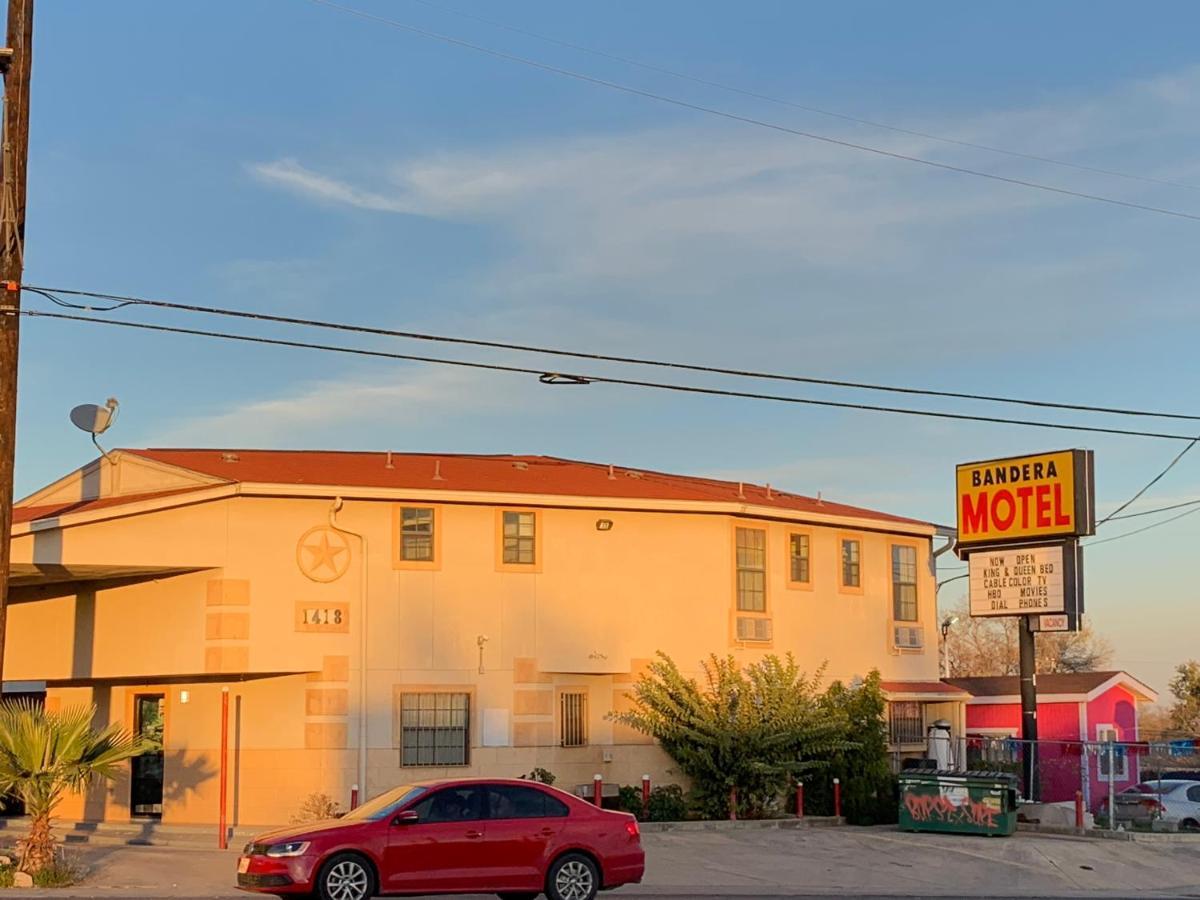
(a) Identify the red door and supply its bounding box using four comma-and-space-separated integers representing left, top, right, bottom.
483, 784, 571, 890
383, 786, 491, 892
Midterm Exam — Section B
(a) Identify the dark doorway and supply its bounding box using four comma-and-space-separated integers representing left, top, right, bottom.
130, 694, 165, 818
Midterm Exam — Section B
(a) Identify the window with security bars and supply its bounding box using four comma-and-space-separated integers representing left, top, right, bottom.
736, 527, 766, 612
789, 533, 810, 584
502, 511, 536, 565
400, 692, 470, 767
400, 507, 435, 562
888, 701, 924, 745
841, 539, 861, 588
892, 545, 918, 621
560, 691, 587, 748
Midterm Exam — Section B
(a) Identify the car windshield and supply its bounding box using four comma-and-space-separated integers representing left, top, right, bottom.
340, 784, 428, 822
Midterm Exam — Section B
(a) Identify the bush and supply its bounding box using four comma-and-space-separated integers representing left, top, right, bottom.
646, 784, 688, 822
290, 792, 342, 825
32, 852, 81, 888
518, 767, 556, 785
617, 785, 644, 819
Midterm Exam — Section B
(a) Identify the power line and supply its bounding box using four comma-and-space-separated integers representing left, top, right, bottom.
1085, 503, 1200, 547
404, 0, 1200, 194
23, 285, 1200, 425
15, 308, 1200, 441
304, 0, 1200, 224
1095, 437, 1200, 526
1106, 497, 1200, 521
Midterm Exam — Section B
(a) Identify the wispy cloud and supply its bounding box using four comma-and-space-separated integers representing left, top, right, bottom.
250, 158, 413, 213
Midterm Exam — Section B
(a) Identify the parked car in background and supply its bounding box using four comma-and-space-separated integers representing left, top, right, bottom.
1099, 780, 1200, 831
236, 777, 644, 900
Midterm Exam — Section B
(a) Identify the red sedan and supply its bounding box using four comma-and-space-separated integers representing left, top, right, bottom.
237, 777, 645, 900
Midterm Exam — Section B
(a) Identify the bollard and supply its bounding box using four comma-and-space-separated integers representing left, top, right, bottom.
795, 781, 804, 819
833, 777, 841, 819
350, 784, 360, 811
1075, 790, 1084, 829
729, 786, 738, 821
593, 774, 603, 807
641, 774, 651, 819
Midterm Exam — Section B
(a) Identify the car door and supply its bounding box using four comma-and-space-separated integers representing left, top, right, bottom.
484, 784, 571, 891
383, 785, 489, 893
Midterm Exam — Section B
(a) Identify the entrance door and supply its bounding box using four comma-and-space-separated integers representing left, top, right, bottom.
130, 695, 165, 818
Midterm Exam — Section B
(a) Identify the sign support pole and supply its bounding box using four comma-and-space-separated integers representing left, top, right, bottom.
1018, 616, 1039, 801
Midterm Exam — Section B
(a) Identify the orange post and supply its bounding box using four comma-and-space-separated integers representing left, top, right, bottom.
1075, 790, 1084, 829
833, 777, 841, 819
641, 775, 650, 819
729, 786, 737, 821
219, 687, 229, 849
796, 781, 804, 819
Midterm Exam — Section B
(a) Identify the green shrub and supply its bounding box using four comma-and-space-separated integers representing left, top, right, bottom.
617, 784, 644, 819
518, 767, 556, 785
291, 792, 342, 824
646, 784, 688, 822
0, 864, 13, 888
32, 853, 81, 888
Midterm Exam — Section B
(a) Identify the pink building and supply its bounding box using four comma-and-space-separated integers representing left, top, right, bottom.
944, 672, 1157, 809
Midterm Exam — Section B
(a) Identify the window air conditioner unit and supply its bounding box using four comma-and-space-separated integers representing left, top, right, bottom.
894, 626, 924, 650
736, 617, 772, 642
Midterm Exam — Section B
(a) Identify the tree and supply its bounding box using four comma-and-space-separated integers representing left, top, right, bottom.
943, 600, 1113, 677
611, 652, 850, 818
0, 701, 143, 874
1167, 661, 1200, 733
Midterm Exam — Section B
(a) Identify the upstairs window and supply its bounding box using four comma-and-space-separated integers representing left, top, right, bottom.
789, 533, 810, 584
399, 507, 435, 562
502, 511, 537, 565
892, 545, 918, 621
841, 539, 861, 589
736, 527, 766, 612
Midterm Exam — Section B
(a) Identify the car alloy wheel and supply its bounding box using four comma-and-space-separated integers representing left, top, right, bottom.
321, 856, 372, 900
549, 854, 597, 900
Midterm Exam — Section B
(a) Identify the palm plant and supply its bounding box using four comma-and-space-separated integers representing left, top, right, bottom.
0, 700, 144, 873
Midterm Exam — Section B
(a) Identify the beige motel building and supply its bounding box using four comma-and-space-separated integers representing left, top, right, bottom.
8, 449, 967, 826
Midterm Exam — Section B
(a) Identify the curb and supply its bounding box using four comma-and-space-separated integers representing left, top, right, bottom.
1016, 822, 1200, 843
640, 816, 844, 832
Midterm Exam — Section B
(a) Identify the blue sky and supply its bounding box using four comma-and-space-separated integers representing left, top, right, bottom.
16, 1, 1200, 699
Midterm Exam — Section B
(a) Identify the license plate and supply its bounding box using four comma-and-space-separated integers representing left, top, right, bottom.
237, 857, 250, 874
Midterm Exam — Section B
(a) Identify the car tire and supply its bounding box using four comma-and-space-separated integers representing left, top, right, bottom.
315, 852, 376, 900
546, 852, 599, 900
497, 894, 540, 900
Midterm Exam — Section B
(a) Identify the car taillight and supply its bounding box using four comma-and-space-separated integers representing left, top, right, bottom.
625, 819, 640, 840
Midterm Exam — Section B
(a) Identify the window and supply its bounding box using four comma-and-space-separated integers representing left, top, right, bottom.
841, 539, 861, 589
400, 692, 470, 767
892, 545, 918, 622
486, 785, 569, 819
560, 690, 587, 748
789, 533, 810, 584
502, 511, 537, 565
399, 507, 435, 562
736, 527, 766, 612
411, 786, 485, 822
1188, 786, 1200, 803
888, 701, 924, 745
1096, 724, 1128, 780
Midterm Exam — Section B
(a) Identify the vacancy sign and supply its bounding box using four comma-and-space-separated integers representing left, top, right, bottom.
956, 449, 1095, 549
968, 545, 1065, 617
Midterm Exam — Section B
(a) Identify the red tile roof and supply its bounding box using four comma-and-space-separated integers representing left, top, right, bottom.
12, 486, 218, 525
881, 680, 971, 696
128, 449, 931, 528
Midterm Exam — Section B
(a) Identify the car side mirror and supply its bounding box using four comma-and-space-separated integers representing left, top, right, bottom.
391, 810, 419, 826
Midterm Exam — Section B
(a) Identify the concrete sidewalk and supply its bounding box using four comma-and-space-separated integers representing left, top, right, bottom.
8, 827, 1200, 898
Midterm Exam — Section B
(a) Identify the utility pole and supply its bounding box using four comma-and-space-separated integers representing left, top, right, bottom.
0, 0, 34, 685
1018, 616, 1039, 801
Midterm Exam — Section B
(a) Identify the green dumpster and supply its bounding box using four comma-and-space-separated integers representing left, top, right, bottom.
898, 769, 1018, 836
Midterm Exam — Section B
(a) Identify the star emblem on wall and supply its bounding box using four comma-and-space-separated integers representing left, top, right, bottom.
296, 526, 352, 583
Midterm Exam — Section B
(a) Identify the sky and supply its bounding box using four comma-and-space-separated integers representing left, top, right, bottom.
14, 1, 1200, 700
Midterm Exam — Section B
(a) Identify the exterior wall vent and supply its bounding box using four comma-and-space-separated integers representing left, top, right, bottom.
893, 626, 924, 650
736, 616, 772, 642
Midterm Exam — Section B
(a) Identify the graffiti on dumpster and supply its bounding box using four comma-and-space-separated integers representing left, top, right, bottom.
903, 786, 1000, 829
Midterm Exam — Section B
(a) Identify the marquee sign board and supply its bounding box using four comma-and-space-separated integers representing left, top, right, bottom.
956, 449, 1094, 552
967, 542, 1083, 625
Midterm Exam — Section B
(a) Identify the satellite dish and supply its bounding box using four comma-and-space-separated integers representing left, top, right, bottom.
69, 398, 119, 459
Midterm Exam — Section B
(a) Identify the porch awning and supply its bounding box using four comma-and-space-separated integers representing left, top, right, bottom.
882, 680, 973, 701
7, 563, 213, 603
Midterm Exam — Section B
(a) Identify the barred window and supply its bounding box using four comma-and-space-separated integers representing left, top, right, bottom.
560, 691, 587, 748
789, 533, 810, 584
736, 527, 766, 612
892, 545, 918, 622
400, 507, 435, 561
841, 539, 861, 588
888, 701, 924, 745
503, 511, 536, 565
400, 692, 469, 767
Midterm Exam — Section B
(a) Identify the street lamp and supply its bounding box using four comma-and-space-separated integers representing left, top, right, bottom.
940, 615, 959, 679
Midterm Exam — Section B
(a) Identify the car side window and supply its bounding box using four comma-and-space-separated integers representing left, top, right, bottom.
1187, 785, 1200, 803
486, 785, 569, 820
412, 787, 486, 823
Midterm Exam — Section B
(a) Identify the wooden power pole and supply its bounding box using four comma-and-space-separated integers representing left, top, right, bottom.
0, 0, 34, 684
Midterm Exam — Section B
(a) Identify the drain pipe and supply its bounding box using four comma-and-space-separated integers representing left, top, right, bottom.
329, 497, 368, 803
